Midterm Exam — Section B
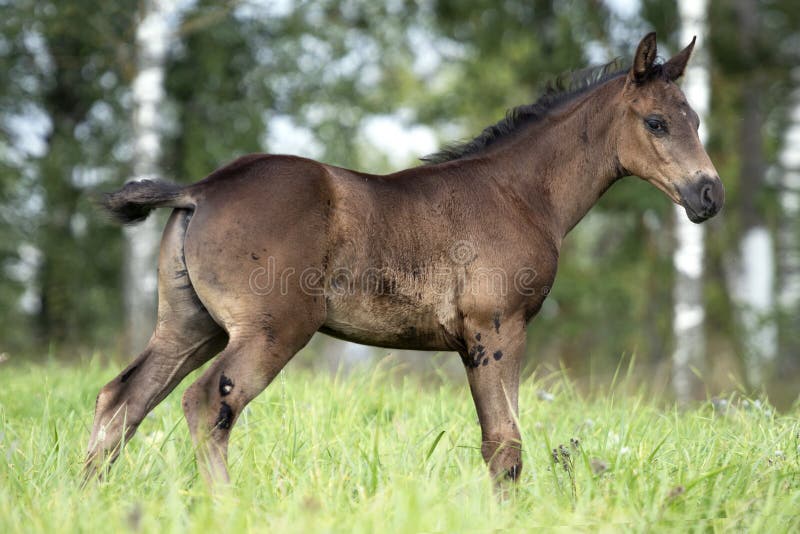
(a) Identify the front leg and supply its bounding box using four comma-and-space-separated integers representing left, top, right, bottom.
459, 311, 526, 481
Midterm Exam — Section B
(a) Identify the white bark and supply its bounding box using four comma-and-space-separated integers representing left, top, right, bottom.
777, 69, 800, 350
124, 0, 175, 354
672, 0, 709, 402
730, 227, 776, 386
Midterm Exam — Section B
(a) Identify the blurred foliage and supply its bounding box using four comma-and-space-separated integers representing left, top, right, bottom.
0, 0, 133, 347
0, 0, 797, 398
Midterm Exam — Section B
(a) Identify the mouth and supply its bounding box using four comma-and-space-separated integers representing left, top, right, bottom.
683, 205, 708, 223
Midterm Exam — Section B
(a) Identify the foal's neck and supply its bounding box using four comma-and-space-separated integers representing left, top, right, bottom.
487, 78, 626, 241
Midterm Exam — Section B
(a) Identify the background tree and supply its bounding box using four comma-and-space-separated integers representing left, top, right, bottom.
777, 71, 800, 368
771, 0, 800, 378
125, 0, 180, 354
0, 0, 134, 351
0, 0, 797, 405
665, 0, 711, 402
726, 0, 777, 387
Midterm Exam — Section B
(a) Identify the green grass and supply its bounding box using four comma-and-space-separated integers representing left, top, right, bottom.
1, 356, 799, 533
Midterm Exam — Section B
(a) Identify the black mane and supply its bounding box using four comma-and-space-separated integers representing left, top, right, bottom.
422, 60, 632, 165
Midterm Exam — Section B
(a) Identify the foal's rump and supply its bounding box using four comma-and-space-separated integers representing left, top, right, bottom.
100, 153, 336, 329
175, 155, 336, 331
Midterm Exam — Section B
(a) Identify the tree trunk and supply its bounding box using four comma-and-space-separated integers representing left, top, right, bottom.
727, 0, 777, 388
124, 0, 173, 354
672, 0, 710, 402
728, 86, 777, 387
777, 69, 800, 363
37, 30, 94, 346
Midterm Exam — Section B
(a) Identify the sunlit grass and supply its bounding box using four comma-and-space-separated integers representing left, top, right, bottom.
1, 356, 799, 532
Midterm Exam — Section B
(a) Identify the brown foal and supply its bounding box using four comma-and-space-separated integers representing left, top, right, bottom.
86, 33, 723, 486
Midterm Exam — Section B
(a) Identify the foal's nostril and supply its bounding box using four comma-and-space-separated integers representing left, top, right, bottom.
700, 184, 714, 210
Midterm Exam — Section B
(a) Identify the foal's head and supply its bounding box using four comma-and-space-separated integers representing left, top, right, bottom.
616, 33, 724, 223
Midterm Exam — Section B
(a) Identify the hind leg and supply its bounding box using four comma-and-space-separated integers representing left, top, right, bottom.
181, 317, 320, 485
85, 328, 225, 478
178, 175, 333, 484
85, 210, 226, 478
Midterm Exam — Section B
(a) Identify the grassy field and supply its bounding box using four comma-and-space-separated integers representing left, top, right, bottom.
1, 355, 799, 533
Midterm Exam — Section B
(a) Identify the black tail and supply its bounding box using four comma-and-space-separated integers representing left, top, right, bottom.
100, 180, 194, 225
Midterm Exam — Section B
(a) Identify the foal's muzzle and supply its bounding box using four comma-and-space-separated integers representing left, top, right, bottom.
678, 174, 724, 223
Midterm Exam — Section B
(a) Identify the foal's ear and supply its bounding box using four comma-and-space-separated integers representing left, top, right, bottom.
663, 36, 696, 81
630, 32, 658, 83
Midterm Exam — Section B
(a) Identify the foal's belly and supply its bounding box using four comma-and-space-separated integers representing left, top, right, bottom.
320, 290, 458, 351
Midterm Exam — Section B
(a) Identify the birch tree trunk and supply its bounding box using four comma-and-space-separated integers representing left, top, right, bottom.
124, 0, 173, 354
777, 69, 800, 359
672, 0, 709, 402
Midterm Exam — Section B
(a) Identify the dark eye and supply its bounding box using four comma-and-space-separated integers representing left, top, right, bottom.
644, 117, 668, 135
